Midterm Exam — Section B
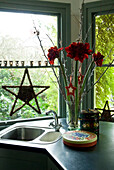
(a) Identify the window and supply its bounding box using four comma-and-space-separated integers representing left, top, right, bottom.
95, 13, 114, 110
0, 0, 71, 125
0, 12, 59, 121
82, 0, 114, 110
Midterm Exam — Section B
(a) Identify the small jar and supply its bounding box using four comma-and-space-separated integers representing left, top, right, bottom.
80, 111, 99, 136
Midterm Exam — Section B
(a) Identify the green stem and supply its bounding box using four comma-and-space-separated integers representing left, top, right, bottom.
58, 57, 68, 87
58, 57, 70, 102
58, 57, 72, 118
75, 61, 79, 125
80, 60, 94, 99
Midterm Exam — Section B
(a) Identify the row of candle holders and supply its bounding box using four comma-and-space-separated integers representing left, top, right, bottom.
0, 61, 48, 67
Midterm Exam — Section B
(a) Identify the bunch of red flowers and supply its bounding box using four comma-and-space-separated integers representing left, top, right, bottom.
47, 42, 104, 66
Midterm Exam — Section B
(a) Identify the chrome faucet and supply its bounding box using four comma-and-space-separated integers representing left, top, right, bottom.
46, 110, 62, 131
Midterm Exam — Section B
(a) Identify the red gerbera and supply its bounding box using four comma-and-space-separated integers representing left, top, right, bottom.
47, 46, 63, 65
92, 52, 104, 66
65, 42, 92, 63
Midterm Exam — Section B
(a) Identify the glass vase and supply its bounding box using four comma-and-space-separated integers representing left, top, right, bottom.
66, 101, 80, 130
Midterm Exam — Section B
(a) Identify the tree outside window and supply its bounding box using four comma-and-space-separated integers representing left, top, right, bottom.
95, 13, 114, 110
0, 12, 59, 121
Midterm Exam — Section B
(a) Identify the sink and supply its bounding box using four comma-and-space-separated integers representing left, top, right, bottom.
0, 127, 45, 141
39, 131, 61, 142
0, 125, 63, 144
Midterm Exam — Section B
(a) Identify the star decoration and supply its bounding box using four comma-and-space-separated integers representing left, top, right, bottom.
65, 82, 76, 97
96, 100, 114, 121
2, 68, 50, 116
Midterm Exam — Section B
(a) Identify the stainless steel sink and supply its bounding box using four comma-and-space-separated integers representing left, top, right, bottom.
1, 127, 45, 141
0, 125, 63, 144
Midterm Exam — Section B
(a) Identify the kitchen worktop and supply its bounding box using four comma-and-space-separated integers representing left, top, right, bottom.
0, 118, 114, 170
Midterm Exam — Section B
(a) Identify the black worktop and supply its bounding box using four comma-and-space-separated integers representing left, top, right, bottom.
0, 119, 114, 170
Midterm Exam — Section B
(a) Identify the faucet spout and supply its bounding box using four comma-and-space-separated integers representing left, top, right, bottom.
46, 110, 58, 125
46, 110, 62, 131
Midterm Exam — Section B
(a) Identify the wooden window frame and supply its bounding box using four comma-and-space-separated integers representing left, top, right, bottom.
0, 0, 71, 127
82, 0, 114, 110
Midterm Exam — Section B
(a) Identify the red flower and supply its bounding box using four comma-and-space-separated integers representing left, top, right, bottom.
65, 42, 92, 63
92, 52, 104, 66
78, 73, 84, 85
47, 46, 63, 65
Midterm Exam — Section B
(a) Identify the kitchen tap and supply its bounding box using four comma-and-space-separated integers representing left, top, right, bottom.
45, 110, 62, 131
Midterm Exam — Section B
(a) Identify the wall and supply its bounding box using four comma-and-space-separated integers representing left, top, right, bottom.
38, 0, 101, 42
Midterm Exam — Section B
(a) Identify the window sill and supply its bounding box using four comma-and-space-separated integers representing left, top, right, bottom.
0, 116, 55, 130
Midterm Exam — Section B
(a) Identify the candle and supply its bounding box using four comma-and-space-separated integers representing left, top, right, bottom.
0, 61, 2, 66
9, 61, 13, 66
15, 61, 19, 66
30, 61, 33, 66
21, 61, 24, 66
4, 61, 7, 66
38, 61, 41, 66
45, 61, 48, 66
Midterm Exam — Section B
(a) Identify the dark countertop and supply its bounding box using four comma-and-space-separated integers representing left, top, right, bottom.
0, 118, 114, 170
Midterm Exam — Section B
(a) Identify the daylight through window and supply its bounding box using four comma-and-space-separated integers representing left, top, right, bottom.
0, 11, 59, 121
95, 13, 114, 111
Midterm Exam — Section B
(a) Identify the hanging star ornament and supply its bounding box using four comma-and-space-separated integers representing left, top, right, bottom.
65, 76, 76, 96
2, 68, 50, 116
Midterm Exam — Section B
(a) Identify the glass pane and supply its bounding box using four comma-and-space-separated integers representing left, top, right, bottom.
95, 13, 114, 111
95, 67, 114, 108
95, 14, 114, 64
0, 11, 58, 66
0, 68, 59, 121
0, 12, 59, 121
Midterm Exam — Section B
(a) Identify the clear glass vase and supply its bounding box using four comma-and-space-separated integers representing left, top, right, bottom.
66, 101, 80, 130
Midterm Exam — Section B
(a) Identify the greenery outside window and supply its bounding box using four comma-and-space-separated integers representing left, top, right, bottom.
95, 13, 114, 110
0, 0, 71, 126
82, 0, 114, 111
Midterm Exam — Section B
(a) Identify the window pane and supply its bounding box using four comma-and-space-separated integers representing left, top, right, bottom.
95, 14, 114, 64
95, 13, 114, 110
95, 67, 114, 108
0, 12, 59, 121
0, 11, 58, 66
0, 68, 59, 121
